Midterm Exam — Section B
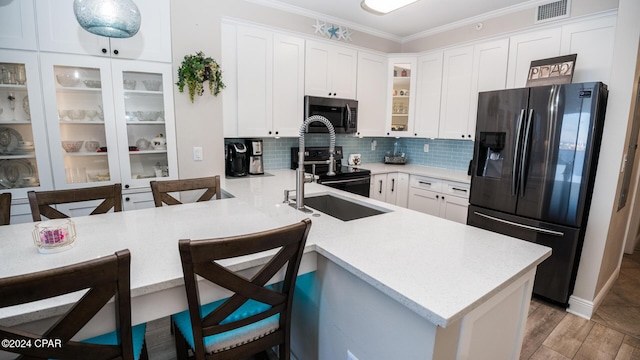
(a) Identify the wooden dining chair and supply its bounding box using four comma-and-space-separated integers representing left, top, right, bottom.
150, 176, 221, 207
172, 218, 312, 360
0, 192, 11, 225
0, 249, 148, 360
27, 183, 122, 221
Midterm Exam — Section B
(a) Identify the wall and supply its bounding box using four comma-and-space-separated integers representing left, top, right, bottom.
226, 136, 473, 172
170, 0, 400, 181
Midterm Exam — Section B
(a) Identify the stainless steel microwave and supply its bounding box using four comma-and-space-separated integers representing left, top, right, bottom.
304, 96, 358, 134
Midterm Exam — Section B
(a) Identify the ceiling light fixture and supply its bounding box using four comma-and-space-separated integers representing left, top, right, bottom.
73, 0, 141, 38
360, 0, 420, 15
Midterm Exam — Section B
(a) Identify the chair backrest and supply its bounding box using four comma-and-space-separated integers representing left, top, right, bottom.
28, 184, 123, 221
150, 176, 221, 207
0, 192, 11, 225
179, 218, 312, 359
0, 249, 135, 360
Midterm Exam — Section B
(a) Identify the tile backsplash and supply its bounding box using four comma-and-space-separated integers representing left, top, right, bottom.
225, 136, 474, 172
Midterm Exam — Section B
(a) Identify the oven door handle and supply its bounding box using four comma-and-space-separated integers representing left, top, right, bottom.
320, 178, 368, 185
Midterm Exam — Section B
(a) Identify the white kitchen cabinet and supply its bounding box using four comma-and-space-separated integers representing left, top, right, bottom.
122, 190, 156, 211
407, 175, 469, 224
439, 45, 474, 140
413, 51, 443, 138
39, 53, 177, 192
0, 0, 37, 51
36, 0, 172, 62
386, 56, 417, 137
560, 16, 616, 84
223, 23, 305, 138
0, 50, 54, 200
370, 172, 409, 207
356, 51, 388, 137
305, 40, 357, 99
506, 28, 562, 88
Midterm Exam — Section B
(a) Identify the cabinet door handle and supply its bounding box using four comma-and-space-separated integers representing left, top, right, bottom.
418, 181, 431, 186
451, 187, 468, 193
101, 48, 108, 54
378, 180, 383, 194
391, 178, 395, 192
125, 197, 130, 202
113, 49, 119, 55
436, 195, 439, 199
125, 184, 130, 189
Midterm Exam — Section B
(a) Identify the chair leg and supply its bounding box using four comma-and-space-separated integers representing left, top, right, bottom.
173, 321, 190, 360
139, 342, 150, 360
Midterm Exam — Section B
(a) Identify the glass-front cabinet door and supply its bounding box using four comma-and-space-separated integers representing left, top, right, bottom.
40, 53, 120, 189
111, 60, 177, 189
0, 50, 53, 198
387, 57, 417, 137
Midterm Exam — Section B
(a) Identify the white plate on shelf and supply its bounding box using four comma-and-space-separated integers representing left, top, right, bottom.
0, 127, 22, 155
0, 159, 35, 188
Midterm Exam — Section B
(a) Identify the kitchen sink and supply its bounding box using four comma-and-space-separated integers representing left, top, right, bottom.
302, 194, 390, 221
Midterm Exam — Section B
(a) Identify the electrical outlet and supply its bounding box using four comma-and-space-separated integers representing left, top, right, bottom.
193, 146, 203, 161
347, 350, 359, 360
371, 140, 377, 151
423, 144, 429, 153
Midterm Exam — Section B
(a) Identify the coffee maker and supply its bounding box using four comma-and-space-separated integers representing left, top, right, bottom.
225, 143, 248, 177
246, 139, 264, 175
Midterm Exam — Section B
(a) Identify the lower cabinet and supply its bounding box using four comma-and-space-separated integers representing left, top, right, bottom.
407, 175, 470, 224
122, 191, 156, 211
370, 173, 409, 207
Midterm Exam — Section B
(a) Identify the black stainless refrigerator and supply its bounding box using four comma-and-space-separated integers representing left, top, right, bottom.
467, 82, 608, 305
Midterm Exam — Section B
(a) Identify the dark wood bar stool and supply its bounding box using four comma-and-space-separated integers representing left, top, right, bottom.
0, 249, 148, 360
150, 176, 221, 207
27, 183, 122, 221
172, 218, 312, 360
0, 192, 11, 225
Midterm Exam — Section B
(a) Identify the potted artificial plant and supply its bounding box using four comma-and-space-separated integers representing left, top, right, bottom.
176, 51, 225, 103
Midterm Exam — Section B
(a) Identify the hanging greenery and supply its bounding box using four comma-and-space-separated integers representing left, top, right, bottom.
176, 51, 225, 103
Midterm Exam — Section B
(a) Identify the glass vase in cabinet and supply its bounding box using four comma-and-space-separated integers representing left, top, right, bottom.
0, 50, 53, 198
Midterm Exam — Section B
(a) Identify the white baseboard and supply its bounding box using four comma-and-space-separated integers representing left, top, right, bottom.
567, 267, 620, 319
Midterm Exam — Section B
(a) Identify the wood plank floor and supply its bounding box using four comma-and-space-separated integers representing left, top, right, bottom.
145, 249, 640, 359
521, 248, 640, 360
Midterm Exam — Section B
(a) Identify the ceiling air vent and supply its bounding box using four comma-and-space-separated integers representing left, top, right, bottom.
535, 0, 570, 24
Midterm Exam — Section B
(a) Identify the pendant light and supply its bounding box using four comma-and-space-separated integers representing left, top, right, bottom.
73, 0, 141, 38
361, 0, 420, 15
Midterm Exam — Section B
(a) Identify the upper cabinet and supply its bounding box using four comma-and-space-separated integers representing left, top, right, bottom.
0, 0, 37, 51
356, 51, 388, 137
506, 28, 562, 88
560, 16, 616, 84
39, 53, 177, 191
414, 51, 443, 138
35, 0, 172, 62
386, 56, 417, 137
0, 50, 54, 199
222, 22, 305, 138
439, 45, 474, 140
305, 40, 357, 99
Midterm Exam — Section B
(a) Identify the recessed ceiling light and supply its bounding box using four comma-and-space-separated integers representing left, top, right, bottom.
360, 0, 420, 15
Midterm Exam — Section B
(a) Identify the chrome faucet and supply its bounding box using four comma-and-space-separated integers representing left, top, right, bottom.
293, 115, 336, 212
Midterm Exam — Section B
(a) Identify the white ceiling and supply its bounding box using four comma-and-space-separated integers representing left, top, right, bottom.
251, 0, 545, 41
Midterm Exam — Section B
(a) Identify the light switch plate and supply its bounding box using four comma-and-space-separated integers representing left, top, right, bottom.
193, 147, 203, 161
423, 144, 429, 152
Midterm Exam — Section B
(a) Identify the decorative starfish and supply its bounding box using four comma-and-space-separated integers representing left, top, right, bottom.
336, 26, 345, 40
312, 20, 326, 35
342, 27, 353, 41
328, 25, 339, 39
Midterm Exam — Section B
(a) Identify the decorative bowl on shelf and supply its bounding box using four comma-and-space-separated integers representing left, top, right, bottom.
142, 80, 162, 91
58, 109, 68, 120
84, 141, 100, 152
136, 111, 162, 121
66, 110, 86, 121
62, 140, 84, 153
56, 74, 80, 87
123, 79, 137, 90
83, 80, 101, 88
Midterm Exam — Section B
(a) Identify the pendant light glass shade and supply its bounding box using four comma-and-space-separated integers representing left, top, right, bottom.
73, 0, 141, 38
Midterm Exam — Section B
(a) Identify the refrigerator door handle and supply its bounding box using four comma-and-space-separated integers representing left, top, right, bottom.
474, 211, 564, 236
519, 109, 534, 197
512, 109, 526, 196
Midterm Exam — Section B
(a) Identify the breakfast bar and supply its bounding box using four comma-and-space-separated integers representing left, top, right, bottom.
0, 170, 550, 359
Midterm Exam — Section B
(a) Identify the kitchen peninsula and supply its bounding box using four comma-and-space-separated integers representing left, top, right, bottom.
0, 170, 550, 360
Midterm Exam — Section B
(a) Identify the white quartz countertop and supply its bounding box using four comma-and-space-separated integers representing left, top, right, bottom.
353, 163, 471, 183
221, 170, 549, 327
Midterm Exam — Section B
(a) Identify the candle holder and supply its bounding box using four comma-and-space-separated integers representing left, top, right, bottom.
32, 219, 77, 254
